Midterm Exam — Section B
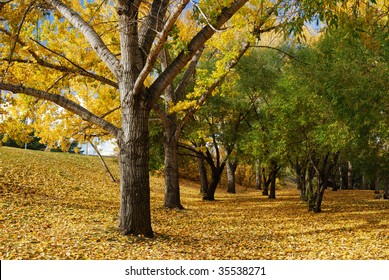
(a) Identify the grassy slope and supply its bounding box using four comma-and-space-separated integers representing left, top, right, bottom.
0, 147, 388, 260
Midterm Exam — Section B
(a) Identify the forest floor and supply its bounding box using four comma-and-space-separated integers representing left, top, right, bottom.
1, 147, 388, 260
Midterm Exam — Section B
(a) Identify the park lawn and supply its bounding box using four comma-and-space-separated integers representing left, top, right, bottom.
0, 147, 388, 260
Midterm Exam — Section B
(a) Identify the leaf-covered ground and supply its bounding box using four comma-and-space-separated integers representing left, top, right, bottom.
1, 147, 388, 260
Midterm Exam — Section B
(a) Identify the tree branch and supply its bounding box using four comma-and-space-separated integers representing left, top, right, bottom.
251, 45, 307, 64
174, 46, 204, 99
139, 0, 169, 59
133, 0, 190, 95
177, 41, 250, 138
0, 82, 120, 137
149, 0, 249, 104
0, 27, 118, 88
44, 0, 120, 75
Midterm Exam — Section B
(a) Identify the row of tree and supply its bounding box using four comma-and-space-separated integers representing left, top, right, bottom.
1, 0, 387, 237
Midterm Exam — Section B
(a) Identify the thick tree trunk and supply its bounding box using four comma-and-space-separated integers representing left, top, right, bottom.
226, 159, 238, 194
118, 94, 153, 237
197, 157, 208, 195
203, 165, 225, 201
163, 125, 183, 209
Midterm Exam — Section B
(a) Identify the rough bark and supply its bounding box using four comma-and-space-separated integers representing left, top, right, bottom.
158, 47, 203, 209
163, 123, 183, 209
117, 94, 153, 237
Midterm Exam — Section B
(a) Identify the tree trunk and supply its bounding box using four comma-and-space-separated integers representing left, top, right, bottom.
295, 164, 307, 201
226, 159, 238, 194
255, 160, 262, 190
269, 171, 276, 199
384, 177, 388, 199
203, 164, 225, 201
163, 124, 183, 209
118, 94, 153, 237
314, 183, 326, 213
347, 161, 353, 189
339, 165, 348, 189
197, 157, 208, 195
374, 176, 380, 194
307, 164, 316, 211
262, 167, 269, 196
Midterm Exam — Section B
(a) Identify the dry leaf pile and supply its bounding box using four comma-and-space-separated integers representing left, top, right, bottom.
1, 147, 388, 259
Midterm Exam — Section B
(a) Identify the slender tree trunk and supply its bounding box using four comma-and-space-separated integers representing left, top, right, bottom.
262, 167, 269, 196
374, 175, 380, 194
384, 177, 388, 199
255, 160, 262, 190
348, 161, 353, 189
295, 164, 307, 201
118, 94, 153, 237
307, 164, 316, 211
331, 171, 338, 191
314, 183, 326, 213
226, 159, 238, 194
163, 123, 183, 209
197, 157, 208, 195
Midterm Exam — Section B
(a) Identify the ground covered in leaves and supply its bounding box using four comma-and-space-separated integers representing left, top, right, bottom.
1, 147, 388, 259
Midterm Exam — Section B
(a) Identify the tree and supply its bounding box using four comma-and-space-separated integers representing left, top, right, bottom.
0, 0, 249, 237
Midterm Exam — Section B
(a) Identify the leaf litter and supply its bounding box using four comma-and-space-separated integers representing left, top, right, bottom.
0, 147, 388, 259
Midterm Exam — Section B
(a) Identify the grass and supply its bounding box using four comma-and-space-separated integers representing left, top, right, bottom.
0, 147, 388, 260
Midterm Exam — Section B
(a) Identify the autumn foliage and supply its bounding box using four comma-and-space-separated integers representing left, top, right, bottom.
1, 147, 388, 260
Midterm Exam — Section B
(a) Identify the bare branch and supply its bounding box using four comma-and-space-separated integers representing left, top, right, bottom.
8, 1, 34, 65
44, 0, 120, 75
0, 82, 120, 137
251, 45, 307, 64
190, 0, 227, 33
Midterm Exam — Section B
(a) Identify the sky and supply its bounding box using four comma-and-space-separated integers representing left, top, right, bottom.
80, 139, 117, 156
